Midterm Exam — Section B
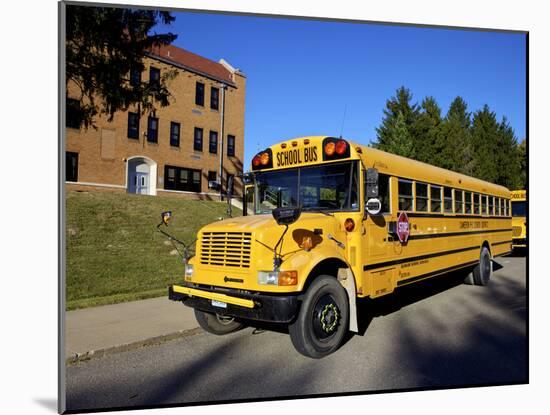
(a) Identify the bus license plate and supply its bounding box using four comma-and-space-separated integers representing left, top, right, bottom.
211, 299, 227, 308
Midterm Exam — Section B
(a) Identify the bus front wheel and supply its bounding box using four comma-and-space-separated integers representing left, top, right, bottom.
194, 309, 244, 335
473, 246, 492, 286
289, 275, 349, 358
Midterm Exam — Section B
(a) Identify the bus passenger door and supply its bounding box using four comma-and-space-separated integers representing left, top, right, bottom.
362, 173, 395, 297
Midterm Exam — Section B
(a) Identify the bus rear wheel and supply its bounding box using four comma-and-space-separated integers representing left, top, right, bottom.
473, 246, 492, 286
194, 309, 244, 335
289, 275, 349, 358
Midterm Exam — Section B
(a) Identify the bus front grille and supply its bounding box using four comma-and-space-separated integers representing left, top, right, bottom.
512, 226, 523, 237
200, 232, 252, 268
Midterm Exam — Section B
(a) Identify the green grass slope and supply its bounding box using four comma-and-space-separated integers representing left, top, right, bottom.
65, 191, 238, 310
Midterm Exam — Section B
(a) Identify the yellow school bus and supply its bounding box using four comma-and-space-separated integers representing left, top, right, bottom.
167, 136, 512, 358
511, 190, 527, 249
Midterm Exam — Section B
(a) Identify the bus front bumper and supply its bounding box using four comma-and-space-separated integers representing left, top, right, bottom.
168, 283, 300, 324
512, 238, 527, 248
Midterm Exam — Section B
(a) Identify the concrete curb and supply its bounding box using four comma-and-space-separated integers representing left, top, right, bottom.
66, 327, 203, 366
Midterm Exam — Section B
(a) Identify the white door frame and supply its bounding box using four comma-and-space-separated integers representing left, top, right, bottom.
126, 156, 157, 195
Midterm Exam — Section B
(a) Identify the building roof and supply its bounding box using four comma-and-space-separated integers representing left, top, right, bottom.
147, 44, 239, 87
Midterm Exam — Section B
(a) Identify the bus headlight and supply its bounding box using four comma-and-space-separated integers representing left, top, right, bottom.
184, 264, 194, 280
258, 270, 297, 286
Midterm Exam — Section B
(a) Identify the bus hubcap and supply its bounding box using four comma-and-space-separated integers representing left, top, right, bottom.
313, 295, 340, 339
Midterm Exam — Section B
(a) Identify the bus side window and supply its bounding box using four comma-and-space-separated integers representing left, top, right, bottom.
489, 196, 494, 216
430, 185, 441, 213
481, 195, 487, 215
398, 179, 413, 211
504, 198, 509, 216
454, 189, 464, 214
444, 187, 453, 213
416, 182, 428, 212
465, 191, 472, 214
473, 193, 480, 215
497, 198, 501, 216
378, 174, 391, 214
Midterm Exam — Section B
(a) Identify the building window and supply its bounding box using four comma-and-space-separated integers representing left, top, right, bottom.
147, 116, 158, 143
227, 135, 235, 157
66, 152, 78, 182
430, 185, 441, 213
193, 127, 203, 151
127, 112, 140, 139
195, 82, 204, 106
130, 67, 141, 87
398, 179, 413, 211
208, 171, 217, 182
209, 131, 218, 154
455, 190, 464, 214
444, 187, 453, 213
211, 87, 219, 110
164, 165, 202, 193
149, 67, 160, 87
66, 98, 81, 129
170, 122, 180, 147
415, 182, 428, 212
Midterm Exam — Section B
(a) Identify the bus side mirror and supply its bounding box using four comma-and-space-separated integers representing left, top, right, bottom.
365, 168, 379, 198
242, 172, 254, 185
161, 211, 172, 226
272, 207, 301, 226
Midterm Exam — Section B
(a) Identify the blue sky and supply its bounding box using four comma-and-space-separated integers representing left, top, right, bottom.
157, 11, 526, 166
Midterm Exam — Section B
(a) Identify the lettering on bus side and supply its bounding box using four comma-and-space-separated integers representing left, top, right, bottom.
275, 146, 318, 167
459, 220, 489, 229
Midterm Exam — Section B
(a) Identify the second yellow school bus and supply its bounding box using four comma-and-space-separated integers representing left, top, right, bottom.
167, 136, 512, 358
511, 189, 527, 249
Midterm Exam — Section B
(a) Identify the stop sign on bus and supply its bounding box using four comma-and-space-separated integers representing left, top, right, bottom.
397, 211, 410, 243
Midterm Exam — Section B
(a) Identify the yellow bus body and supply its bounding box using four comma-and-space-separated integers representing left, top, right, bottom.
169, 135, 512, 356
511, 190, 527, 248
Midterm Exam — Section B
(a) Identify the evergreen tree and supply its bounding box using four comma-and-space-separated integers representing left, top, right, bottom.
66, 5, 178, 128
496, 118, 521, 189
379, 111, 415, 158
470, 105, 500, 183
440, 97, 474, 175
415, 96, 443, 165
517, 139, 527, 189
374, 87, 420, 154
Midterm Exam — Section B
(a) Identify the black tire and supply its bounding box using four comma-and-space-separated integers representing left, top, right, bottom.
289, 275, 349, 358
473, 246, 492, 286
194, 309, 244, 335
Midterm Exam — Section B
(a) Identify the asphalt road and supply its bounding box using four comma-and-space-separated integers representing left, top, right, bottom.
66, 255, 527, 412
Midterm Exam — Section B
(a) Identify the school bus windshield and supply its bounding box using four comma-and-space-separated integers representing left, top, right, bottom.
255, 161, 359, 214
512, 201, 526, 217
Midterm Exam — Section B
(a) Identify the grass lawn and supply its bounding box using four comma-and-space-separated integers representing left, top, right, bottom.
65, 190, 239, 310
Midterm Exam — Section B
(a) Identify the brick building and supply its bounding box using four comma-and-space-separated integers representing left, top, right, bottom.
65, 44, 246, 198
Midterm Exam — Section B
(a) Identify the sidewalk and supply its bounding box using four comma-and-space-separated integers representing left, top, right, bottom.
65, 296, 198, 363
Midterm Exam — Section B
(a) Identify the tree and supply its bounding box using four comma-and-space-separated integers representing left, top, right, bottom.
470, 105, 501, 183
415, 96, 443, 165
440, 97, 474, 175
66, 5, 178, 128
378, 111, 415, 158
517, 139, 527, 189
374, 87, 420, 156
495, 117, 521, 189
